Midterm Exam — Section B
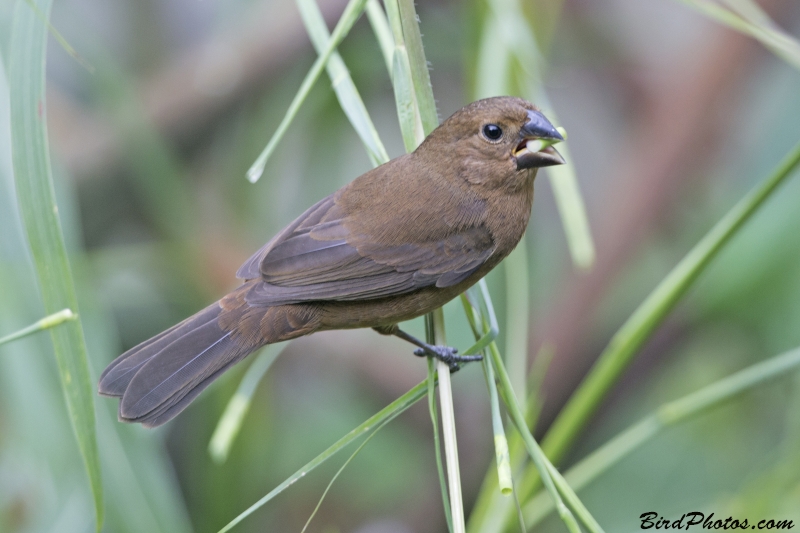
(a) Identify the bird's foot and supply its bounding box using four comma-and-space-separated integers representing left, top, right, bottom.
413, 344, 482, 372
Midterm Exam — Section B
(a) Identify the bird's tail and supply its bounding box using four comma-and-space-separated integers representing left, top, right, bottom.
99, 301, 258, 427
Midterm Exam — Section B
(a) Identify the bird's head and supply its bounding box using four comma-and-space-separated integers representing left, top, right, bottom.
416, 96, 565, 189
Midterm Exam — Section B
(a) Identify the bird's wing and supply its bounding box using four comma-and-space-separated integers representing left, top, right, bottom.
237, 192, 495, 306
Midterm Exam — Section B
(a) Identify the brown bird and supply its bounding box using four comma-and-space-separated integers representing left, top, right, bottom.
98, 96, 565, 427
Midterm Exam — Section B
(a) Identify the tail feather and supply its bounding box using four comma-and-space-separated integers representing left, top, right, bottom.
129, 353, 249, 428
98, 303, 221, 398
99, 282, 323, 427
100, 302, 258, 427
120, 324, 242, 422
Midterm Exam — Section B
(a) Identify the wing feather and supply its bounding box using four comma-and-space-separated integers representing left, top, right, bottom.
237, 183, 496, 305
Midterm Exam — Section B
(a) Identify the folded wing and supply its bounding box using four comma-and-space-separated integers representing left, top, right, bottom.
237, 194, 495, 306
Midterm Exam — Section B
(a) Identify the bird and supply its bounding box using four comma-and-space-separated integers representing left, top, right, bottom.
98, 96, 565, 427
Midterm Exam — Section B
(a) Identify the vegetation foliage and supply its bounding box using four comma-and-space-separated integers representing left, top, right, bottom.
1, 0, 800, 532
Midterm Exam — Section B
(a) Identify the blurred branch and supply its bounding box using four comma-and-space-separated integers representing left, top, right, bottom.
676, 0, 800, 70
48, 0, 350, 178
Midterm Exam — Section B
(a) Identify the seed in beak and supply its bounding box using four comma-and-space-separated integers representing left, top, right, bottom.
526, 139, 545, 153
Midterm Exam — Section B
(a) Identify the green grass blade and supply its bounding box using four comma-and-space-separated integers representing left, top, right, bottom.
246, 0, 369, 183
436, 342, 467, 533
390, 47, 424, 152
395, 0, 438, 135
480, 342, 514, 496
477, 0, 595, 269
296, 0, 390, 167
503, 243, 531, 400
524, 345, 800, 528
429, 358, 454, 533
461, 292, 515, 500
501, 140, 800, 528
22, 0, 94, 72
383, 4, 469, 530
383, 0, 424, 151
217, 378, 432, 532
459, 287, 500, 357
365, 0, 395, 77
656, 349, 800, 424
464, 285, 604, 533
474, 10, 512, 99
676, 0, 800, 71
488, 343, 583, 533
541, 139, 800, 464
537, 96, 596, 269
301, 416, 394, 533
9, 0, 103, 528
0, 308, 75, 346
208, 342, 287, 463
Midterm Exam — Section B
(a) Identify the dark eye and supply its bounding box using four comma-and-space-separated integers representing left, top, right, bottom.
482, 124, 503, 141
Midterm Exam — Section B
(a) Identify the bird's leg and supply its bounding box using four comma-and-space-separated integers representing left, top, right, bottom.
373, 324, 483, 372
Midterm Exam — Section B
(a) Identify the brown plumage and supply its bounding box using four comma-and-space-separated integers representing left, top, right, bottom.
98, 96, 565, 427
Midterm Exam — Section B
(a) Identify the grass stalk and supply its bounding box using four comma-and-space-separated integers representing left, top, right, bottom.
489, 343, 601, 533
503, 243, 531, 402
9, 0, 103, 527
246, 0, 369, 182
208, 342, 288, 463
481, 340, 514, 495
541, 139, 800, 466
217, 378, 433, 532
0, 308, 75, 346
296, 0, 389, 167
428, 357, 454, 532
438, 355, 467, 533
536, 96, 595, 269
462, 289, 513, 496
301, 417, 394, 533
383, 0, 424, 151
365, 0, 394, 75
384, 1, 470, 528
493, 139, 800, 530
463, 284, 604, 532
394, 0, 438, 135
524, 345, 800, 527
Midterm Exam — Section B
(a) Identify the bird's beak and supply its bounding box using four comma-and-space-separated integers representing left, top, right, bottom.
513, 110, 566, 169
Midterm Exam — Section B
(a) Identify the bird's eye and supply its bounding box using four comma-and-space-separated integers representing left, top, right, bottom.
482, 124, 503, 141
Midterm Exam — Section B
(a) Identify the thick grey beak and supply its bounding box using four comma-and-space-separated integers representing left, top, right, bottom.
520, 110, 563, 141
515, 109, 566, 169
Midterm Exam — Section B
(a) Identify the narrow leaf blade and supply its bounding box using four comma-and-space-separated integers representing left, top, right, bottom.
9, 0, 103, 528
246, 0, 369, 182
297, 0, 390, 166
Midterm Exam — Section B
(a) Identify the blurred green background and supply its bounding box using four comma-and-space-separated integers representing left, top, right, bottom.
2, 0, 800, 532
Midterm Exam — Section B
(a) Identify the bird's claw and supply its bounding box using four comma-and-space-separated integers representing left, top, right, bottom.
413, 345, 482, 372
